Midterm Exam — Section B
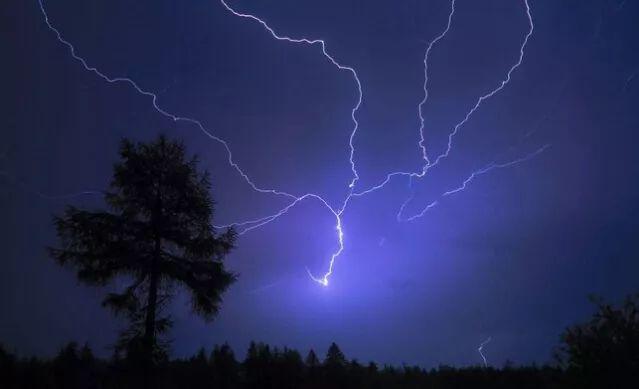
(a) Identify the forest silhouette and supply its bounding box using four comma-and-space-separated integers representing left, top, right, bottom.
1, 136, 637, 388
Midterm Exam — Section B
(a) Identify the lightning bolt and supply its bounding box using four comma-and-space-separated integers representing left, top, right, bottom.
354, 0, 534, 201
478, 336, 492, 367
36, 0, 543, 287
428, 0, 534, 169
352, 0, 459, 198
219, 0, 364, 189
217, 0, 367, 286
36, 0, 350, 286
400, 144, 550, 222
36, 0, 301, 202
417, 0, 457, 169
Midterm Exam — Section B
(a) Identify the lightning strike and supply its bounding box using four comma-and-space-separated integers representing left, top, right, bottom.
355, 0, 534, 199
417, 0, 457, 169
392, 0, 536, 222
37, 0, 543, 287
219, 0, 363, 189
36, 0, 300, 203
37, 0, 349, 286
478, 337, 492, 368
429, 0, 534, 169
352, 0, 458, 198
400, 145, 550, 222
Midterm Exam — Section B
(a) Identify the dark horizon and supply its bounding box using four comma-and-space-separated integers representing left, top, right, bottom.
2, 0, 639, 370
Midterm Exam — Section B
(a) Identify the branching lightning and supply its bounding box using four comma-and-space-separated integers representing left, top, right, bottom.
354, 0, 535, 202
429, 0, 534, 170
36, 0, 545, 287
400, 144, 550, 222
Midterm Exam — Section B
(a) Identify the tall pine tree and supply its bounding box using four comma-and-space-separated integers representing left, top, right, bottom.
50, 136, 236, 361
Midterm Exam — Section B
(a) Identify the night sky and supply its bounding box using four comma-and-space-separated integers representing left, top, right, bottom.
2, 0, 639, 368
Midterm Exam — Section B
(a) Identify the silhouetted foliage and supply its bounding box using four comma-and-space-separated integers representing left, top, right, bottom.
10, 291, 637, 389
557, 294, 639, 388
0, 345, 16, 386
305, 349, 319, 367
325, 342, 347, 367
323, 342, 348, 387
210, 343, 240, 388
49, 136, 236, 364
0, 340, 567, 389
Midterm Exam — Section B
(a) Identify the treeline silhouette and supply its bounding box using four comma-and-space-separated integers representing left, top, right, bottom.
0, 340, 566, 389
2, 292, 638, 389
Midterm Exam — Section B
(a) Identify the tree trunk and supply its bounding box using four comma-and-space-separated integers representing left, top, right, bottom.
145, 170, 163, 363
144, 236, 160, 359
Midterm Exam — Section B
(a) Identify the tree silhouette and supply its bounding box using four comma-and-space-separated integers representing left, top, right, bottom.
557, 294, 639, 387
50, 136, 236, 362
0, 338, 579, 389
322, 342, 346, 387
325, 342, 347, 367
305, 349, 319, 367
210, 343, 239, 388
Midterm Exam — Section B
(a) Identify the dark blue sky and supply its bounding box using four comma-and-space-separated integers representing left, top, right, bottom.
1, 0, 639, 368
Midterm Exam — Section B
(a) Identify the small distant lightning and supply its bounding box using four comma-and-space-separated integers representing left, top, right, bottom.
478, 336, 492, 367
36, 0, 543, 287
